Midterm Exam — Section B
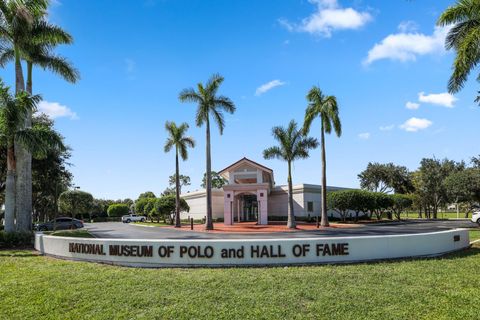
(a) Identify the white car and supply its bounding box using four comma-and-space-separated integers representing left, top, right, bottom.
121, 214, 146, 223
472, 211, 480, 225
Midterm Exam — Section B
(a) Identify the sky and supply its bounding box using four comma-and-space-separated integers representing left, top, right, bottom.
1, 0, 479, 200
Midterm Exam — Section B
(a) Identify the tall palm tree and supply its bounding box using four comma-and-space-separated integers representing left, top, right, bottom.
263, 120, 318, 229
437, 0, 480, 103
179, 74, 235, 230
164, 121, 195, 228
303, 86, 341, 227
0, 2, 78, 231
0, 80, 65, 232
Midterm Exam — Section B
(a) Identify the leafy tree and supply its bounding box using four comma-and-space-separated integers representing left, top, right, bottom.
437, 0, 480, 104
414, 158, 464, 219
153, 195, 190, 224
134, 198, 156, 216
327, 191, 351, 222
138, 191, 156, 199
201, 171, 228, 189
371, 192, 394, 220
264, 120, 318, 228
31, 114, 72, 223
444, 168, 480, 218
107, 204, 130, 217
58, 190, 94, 226
303, 86, 341, 227
164, 121, 195, 228
358, 162, 414, 194
0, 82, 65, 232
179, 73, 235, 230
168, 174, 191, 192
390, 194, 413, 220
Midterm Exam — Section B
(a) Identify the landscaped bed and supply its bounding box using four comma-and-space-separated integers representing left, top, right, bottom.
1, 243, 479, 319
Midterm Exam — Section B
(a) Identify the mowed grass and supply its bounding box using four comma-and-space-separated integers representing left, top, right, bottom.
1, 244, 480, 320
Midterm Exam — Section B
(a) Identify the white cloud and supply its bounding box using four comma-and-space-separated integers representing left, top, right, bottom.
379, 124, 394, 131
255, 80, 286, 96
279, 0, 372, 38
358, 132, 371, 140
418, 91, 457, 108
364, 25, 449, 65
400, 117, 432, 132
398, 20, 418, 33
37, 101, 78, 120
406, 101, 420, 110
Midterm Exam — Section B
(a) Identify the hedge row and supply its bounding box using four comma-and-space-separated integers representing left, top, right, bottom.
328, 190, 413, 221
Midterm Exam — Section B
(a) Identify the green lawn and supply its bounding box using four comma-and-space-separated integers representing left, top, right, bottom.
400, 211, 471, 219
470, 230, 480, 241
1, 244, 480, 319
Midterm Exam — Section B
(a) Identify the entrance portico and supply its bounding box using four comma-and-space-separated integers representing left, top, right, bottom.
220, 158, 273, 225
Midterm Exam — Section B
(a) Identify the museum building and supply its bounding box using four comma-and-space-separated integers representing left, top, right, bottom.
181, 157, 345, 225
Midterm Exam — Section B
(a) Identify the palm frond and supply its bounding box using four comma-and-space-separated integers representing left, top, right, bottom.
0, 46, 14, 67
211, 108, 225, 135
263, 146, 283, 160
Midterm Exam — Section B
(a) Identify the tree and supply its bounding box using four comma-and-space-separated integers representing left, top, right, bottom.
444, 168, 480, 218
371, 192, 394, 220
153, 195, 190, 224
164, 121, 195, 228
264, 120, 318, 228
179, 73, 235, 230
107, 204, 129, 217
358, 162, 414, 194
134, 198, 156, 217
31, 114, 72, 223
437, 0, 480, 104
303, 86, 341, 228
168, 174, 191, 193
415, 158, 464, 219
390, 194, 413, 220
138, 191, 156, 199
0, 81, 65, 232
327, 191, 351, 222
58, 190, 94, 227
0, 0, 78, 232
201, 171, 228, 189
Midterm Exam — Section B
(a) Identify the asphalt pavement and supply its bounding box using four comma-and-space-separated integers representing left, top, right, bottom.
85, 220, 478, 240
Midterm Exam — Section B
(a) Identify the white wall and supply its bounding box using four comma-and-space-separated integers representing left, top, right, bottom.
34, 229, 470, 267
181, 190, 223, 220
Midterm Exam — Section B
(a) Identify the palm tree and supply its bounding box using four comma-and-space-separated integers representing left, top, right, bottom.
0, 80, 65, 232
303, 86, 341, 227
263, 120, 318, 229
164, 121, 195, 228
179, 74, 235, 230
0, 2, 78, 231
437, 0, 480, 102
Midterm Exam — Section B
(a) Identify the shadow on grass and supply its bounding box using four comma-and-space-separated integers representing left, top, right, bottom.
0, 250, 37, 257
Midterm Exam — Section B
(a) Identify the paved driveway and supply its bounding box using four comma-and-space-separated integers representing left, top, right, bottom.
85, 220, 478, 240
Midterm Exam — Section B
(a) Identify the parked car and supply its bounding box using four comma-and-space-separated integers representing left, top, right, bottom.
35, 217, 84, 231
472, 211, 480, 225
121, 214, 146, 223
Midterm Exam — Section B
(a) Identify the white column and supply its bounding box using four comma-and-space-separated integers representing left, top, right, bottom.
257, 189, 268, 225
224, 192, 233, 225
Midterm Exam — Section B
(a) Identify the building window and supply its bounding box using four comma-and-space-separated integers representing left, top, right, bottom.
307, 201, 314, 212
227, 194, 231, 198
260, 193, 264, 198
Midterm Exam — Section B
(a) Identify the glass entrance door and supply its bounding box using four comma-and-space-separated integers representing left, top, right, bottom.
242, 195, 258, 222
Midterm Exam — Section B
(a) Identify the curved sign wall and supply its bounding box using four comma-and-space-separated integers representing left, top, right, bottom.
35, 229, 470, 267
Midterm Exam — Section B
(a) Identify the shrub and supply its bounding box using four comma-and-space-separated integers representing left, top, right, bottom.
107, 204, 130, 217
390, 194, 414, 220
0, 231, 33, 248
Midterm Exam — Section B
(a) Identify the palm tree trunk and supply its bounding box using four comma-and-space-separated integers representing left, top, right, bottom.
320, 125, 329, 227
4, 146, 16, 233
287, 161, 296, 229
15, 59, 32, 232
205, 117, 213, 230
174, 148, 181, 228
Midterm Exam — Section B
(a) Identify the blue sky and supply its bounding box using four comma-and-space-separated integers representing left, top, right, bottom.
1, 0, 478, 200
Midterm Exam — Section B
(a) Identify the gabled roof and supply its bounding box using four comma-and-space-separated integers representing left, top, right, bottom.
218, 157, 273, 175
